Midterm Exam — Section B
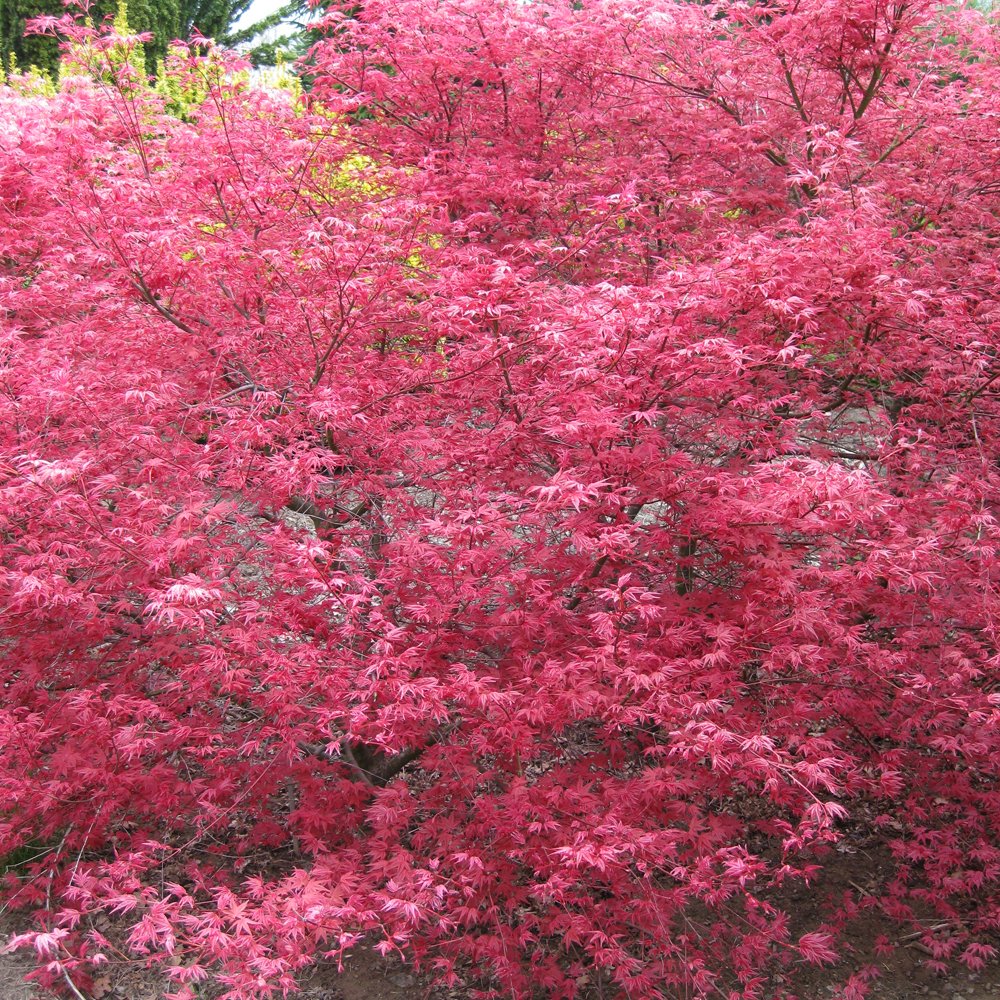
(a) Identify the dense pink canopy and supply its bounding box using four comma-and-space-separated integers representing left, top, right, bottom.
1, 1, 999, 996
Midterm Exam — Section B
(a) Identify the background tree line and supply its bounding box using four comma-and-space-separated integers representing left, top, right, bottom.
0, 0, 314, 76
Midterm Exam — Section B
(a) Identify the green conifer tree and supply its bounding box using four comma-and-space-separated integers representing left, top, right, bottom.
1, 0, 257, 77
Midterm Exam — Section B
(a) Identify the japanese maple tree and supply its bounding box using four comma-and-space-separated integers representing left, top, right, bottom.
2, 0, 1000, 997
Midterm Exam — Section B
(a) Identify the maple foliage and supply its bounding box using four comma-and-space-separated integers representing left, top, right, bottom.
2, 1, 1000, 997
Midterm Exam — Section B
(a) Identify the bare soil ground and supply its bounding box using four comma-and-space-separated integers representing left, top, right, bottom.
4, 844, 999, 1000
4, 926, 999, 1000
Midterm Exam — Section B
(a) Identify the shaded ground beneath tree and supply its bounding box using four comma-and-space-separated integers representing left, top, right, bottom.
3, 842, 999, 1000
3, 924, 999, 1000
